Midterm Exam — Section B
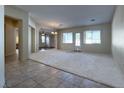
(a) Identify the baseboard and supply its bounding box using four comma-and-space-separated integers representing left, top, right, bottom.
5, 52, 16, 56
3, 84, 7, 88
0, 81, 5, 88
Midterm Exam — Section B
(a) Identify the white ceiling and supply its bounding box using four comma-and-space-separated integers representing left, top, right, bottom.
16, 5, 115, 29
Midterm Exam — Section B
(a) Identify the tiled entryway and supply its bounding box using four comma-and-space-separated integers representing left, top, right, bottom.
5, 54, 111, 88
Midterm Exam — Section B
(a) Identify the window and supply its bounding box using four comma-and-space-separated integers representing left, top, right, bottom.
46, 36, 50, 46
63, 32, 73, 43
84, 30, 101, 44
41, 35, 45, 43
75, 33, 80, 46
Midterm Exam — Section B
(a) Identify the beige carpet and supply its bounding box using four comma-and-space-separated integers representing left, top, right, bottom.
29, 49, 124, 87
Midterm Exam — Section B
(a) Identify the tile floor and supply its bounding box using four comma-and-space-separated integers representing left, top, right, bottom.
5, 54, 111, 88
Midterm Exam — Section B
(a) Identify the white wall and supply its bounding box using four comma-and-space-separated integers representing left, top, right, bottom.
0, 5, 5, 88
28, 17, 36, 55
29, 16, 40, 52
58, 23, 111, 53
35, 24, 41, 51
112, 6, 124, 73
5, 6, 29, 60
28, 26, 32, 55
29, 17, 36, 29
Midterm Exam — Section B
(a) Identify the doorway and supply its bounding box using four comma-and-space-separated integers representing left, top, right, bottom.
4, 16, 22, 60
39, 32, 54, 50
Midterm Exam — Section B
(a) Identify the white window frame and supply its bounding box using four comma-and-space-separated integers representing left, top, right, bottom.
41, 35, 45, 43
84, 30, 101, 44
62, 32, 73, 43
75, 33, 81, 46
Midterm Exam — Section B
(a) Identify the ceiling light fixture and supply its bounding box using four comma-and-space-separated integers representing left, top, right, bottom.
59, 24, 63, 27
51, 31, 54, 34
42, 33, 45, 35
51, 31, 58, 35
40, 28, 46, 35
91, 19, 95, 22
54, 32, 58, 35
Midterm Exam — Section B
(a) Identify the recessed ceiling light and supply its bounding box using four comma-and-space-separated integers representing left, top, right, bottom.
91, 19, 95, 22
59, 24, 63, 27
